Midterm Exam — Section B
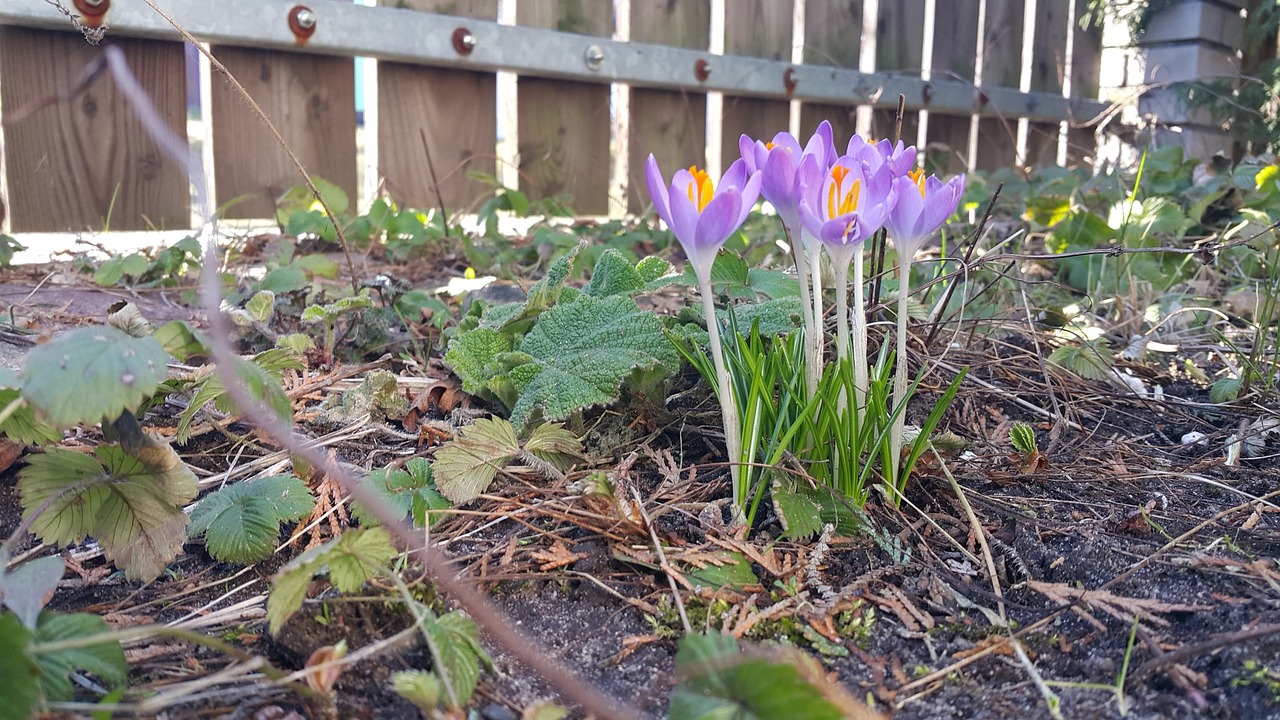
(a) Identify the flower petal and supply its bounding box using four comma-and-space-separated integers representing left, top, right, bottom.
690, 191, 743, 276
645, 155, 672, 227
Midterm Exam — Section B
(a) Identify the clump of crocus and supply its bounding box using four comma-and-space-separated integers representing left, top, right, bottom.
646, 155, 762, 507
884, 166, 965, 479
797, 149, 894, 415
740, 123, 837, 400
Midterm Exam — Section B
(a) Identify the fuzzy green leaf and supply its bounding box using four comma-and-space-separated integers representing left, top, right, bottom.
507, 295, 679, 428
20, 326, 170, 428
770, 483, 824, 541
302, 294, 372, 324
18, 443, 197, 582
584, 249, 645, 297
190, 475, 315, 564
433, 418, 521, 504
443, 328, 513, 396
266, 527, 396, 634
669, 633, 846, 720
32, 612, 127, 702
0, 613, 39, 720
245, 291, 276, 324
635, 255, 674, 283
1048, 340, 1113, 382
0, 389, 61, 446
1210, 376, 1242, 404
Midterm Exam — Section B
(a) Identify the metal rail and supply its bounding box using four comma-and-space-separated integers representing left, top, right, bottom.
0, 0, 1106, 123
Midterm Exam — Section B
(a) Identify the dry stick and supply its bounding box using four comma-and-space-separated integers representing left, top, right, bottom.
99, 36, 642, 720
869, 94, 908, 312
1129, 624, 1280, 683
633, 487, 691, 635
138, 0, 361, 294
935, 450, 1005, 622
419, 128, 452, 237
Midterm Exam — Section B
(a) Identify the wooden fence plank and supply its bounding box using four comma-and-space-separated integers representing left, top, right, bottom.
627, 0, 709, 213
0, 30, 189, 232
721, 0, 792, 167
975, 0, 1025, 170
872, 0, 924, 141
210, 43, 357, 219
377, 0, 497, 212
800, 0, 862, 146
1025, 0, 1069, 166
516, 1, 613, 215
1067, 16, 1102, 165
928, 0, 980, 174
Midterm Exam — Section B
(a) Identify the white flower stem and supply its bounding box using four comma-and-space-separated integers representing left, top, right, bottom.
889, 254, 913, 482
808, 243, 825, 389
698, 275, 743, 508
851, 248, 869, 417
791, 237, 819, 401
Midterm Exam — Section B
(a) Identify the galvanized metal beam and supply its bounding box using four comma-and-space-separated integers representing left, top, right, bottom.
0, 0, 1107, 123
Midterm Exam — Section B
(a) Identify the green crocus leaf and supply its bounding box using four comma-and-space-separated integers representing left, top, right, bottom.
190, 475, 315, 564
20, 326, 170, 428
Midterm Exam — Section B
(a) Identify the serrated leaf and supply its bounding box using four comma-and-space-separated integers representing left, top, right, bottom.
153, 320, 210, 362
523, 424, 584, 472
176, 350, 299, 443
682, 551, 758, 590
32, 612, 127, 701
18, 443, 197, 582
105, 302, 154, 338
433, 418, 521, 504
354, 458, 450, 528
507, 295, 680, 428
302, 294, 372, 324
670, 633, 849, 720
584, 249, 645, 297
770, 483, 824, 541
0, 556, 64, 629
276, 333, 316, 354
1210, 376, 1242, 403
0, 613, 39, 720
266, 527, 396, 634
1048, 340, 1113, 382
636, 255, 674, 283
245, 291, 276, 324
190, 475, 315, 564
443, 328, 513, 396
392, 670, 443, 713
1010, 423, 1037, 455
426, 610, 490, 706
0, 389, 61, 445
21, 326, 170, 428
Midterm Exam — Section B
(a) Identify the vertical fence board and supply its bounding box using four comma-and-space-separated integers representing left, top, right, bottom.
0, 30, 189, 232
378, 0, 497, 212
975, 0, 1025, 169
1025, 0, 1069, 166
929, 0, 980, 174
627, 0, 709, 212
1067, 17, 1102, 165
721, 0, 792, 166
872, 0, 924, 140
516, 2, 612, 215
210, 44, 357, 219
800, 0, 862, 145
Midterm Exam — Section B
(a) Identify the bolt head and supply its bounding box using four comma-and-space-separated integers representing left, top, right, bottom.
294, 8, 316, 29
460, 32, 477, 50
584, 45, 605, 70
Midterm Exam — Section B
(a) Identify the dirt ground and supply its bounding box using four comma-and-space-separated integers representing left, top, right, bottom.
1, 266, 1278, 720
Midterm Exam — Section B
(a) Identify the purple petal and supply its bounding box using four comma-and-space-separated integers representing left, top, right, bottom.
645, 155, 672, 227
760, 150, 798, 213
739, 135, 763, 173
720, 158, 751, 194
734, 170, 763, 228
691, 191, 743, 271
666, 182, 701, 250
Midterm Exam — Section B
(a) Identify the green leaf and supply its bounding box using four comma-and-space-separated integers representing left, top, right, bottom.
258, 265, 308, 294
93, 253, 148, 287
584, 249, 645, 297
105, 302, 154, 338
507, 295, 680, 427
669, 633, 848, 720
354, 458, 450, 528
425, 610, 491, 706
153, 321, 210, 362
0, 556, 64, 629
20, 326, 170, 428
681, 551, 758, 591
1048, 339, 1113, 382
523, 423, 584, 471
266, 527, 396, 634
0, 389, 61, 445
190, 475, 315, 564
245, 291, 276, 324
636, 255, 674, 283
18, 443, 197, 581
0, 613, 39, 720
433, 418, 521, 504
176, 350, 299, 443
276, 333, 316, 354
443, 328, 513, 396
392, 670, 443, 713
1010, 422, 1038, 455
770, 482, 824, 541
32, 612, 127, 702
302, 294, 373, 324
1210, 376, 1242, 404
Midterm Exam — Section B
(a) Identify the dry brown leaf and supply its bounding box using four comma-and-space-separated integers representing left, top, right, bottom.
1027, 580, 1210, 628
529, 540, 587, 572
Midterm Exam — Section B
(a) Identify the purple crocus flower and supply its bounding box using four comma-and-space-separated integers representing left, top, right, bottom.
797, 154, 894, 258
739, 121, 837, 233
884, 168, 966, 259
645, 155, 762, 280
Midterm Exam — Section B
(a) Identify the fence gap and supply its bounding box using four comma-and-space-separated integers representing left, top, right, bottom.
799, 0, 862, 145
975, 0, 1025, 170
719, 0, 792, 173
873, 0, 925, 143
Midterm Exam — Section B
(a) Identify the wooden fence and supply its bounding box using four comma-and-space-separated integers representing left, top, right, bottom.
0, 0, 1108, 233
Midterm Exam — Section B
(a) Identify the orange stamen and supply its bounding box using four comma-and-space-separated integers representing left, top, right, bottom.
686, 166, 714, 212
909, 167, 927, 196
826, 165, 861, 218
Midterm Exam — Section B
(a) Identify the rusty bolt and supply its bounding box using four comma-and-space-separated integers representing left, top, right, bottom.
288, 5, 317, 40
783, 67, 798, 96
694, 58, 711, 82
452, 27, 477, 55
584, 45, 605, 70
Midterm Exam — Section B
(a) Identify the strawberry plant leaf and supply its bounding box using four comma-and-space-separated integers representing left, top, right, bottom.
0, 613, 39, 720
523, 423, 584, 471
426, 610, 491, 706
18, 443, 197, 581
0, 389, 61, 446
190, 475, 315, 564
152, 320, 210, 362
1048, 339, 1113, 382
354, 458, 450, 528
20, 326, 170, 428
0, 555, 64, 630
266, 527, 396, 634
770, 482, 824, 541
32, 612, 127, 702
176, 349, 300, 443
433, 418, 521, 504
1010, 422, 1038, 455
